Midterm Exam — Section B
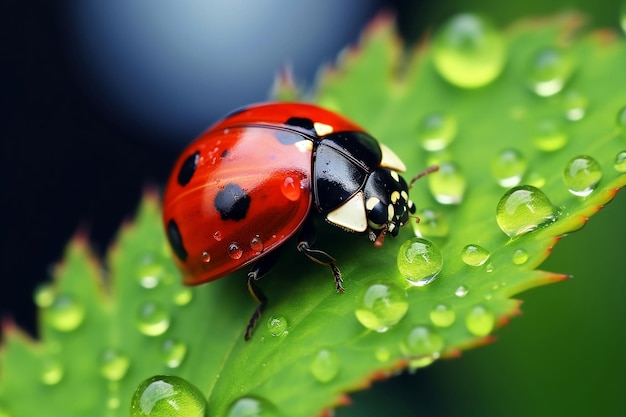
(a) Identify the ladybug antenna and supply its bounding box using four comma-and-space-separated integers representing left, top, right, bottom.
409, 165, 439, 188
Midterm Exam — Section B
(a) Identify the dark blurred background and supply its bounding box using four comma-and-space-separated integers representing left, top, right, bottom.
2, 1, 624, 416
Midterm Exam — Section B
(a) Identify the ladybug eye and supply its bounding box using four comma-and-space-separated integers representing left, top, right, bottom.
365, 197, 388, 229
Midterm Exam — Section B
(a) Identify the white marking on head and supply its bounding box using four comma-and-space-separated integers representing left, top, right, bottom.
366, 197, 381, 211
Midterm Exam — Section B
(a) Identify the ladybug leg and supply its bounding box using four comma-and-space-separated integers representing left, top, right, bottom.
244, 250, 282, 340
296, 222, 344, 292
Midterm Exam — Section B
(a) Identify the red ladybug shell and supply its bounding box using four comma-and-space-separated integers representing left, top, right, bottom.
163, 103, 366, 285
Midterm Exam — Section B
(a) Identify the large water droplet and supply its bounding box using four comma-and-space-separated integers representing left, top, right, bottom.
562, 90, 588, 121
397, 238, 443, 287
413, 208, 449, 239
430, 304, 456, 327
465, 305, 495, 336
136, 301, 170, 336
281, 176, 302, 201
266, 316, 288, 337
417, 112, 458, 151
100, 348, 130, 381
310, 349, 340, 383
512, 248, 529, 265
614, 151, 626, 172
130, 375, 208, 417
226, 396, 279, 417
48, 294, 85, 332
401, 326, 444, 369
491, 148, 527, 187
40, 357, 63, 385
563, 155, 602, 197
532, 118, 568, 151
433, 14, 506, 88
162, 339, 187, 369
428, 161, 466, 204
461, 244, 491, 266
354, 281, 408, 332
496, 185, 557, 237
228, 243, 244, 260
526, 47, 575, 97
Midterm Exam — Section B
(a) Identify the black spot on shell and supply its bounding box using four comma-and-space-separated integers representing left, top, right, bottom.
177, 151, 199, 186
285, 117, 316, 136
167, 219, 188, 262
221, 149, 229, 158
214, 183, 251, 221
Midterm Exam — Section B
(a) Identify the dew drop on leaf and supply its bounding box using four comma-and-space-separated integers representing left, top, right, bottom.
136, 253, 165, 289
397, 237, 443, 286
512, 248, 529, 265
427, 161, 466, 204
461, 244, 491, 266
495, 185, 557, 237
100, 348, 130, 381
136, 301, 171, 337
162, 339, 187, 369
532, 118, 568, 151
266, 316, 288, 337
562, 155, 602, 197
526, 46, 575, 97
491, 148, 527, 187
173, 287, 193, 306
429, 304, 456, 327
130, 375, 208, 417
40, 357, 63, 385
465, 305, 495, 336
309, 349, 340, 383
416, 112, 458, 151
401, 326, 444, 369
354, 281, 408, 332
614, 151, 626, 172
562, 90, 588, 121
375, 346, 391, 362
432, 13, 506, 88
48, 294, 85, 332
33, 284, 55, 308
413, 208, 449, 239
454, 285, 469, 297
226, 396, 279, 417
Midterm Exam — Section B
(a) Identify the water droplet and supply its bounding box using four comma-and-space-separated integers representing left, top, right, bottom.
107, 390, 121, 410
562, 90, 588, 121
162, 339, 187, 369
496, 185, 557, 237
617, 105, 626, 128
213, 231, 222, 241
614, 151, 626, 172
48, 294, 85, 332
354, 281, 409, 332
173, 287, 193, 306
226, 396, 278, 417
427, 161, 466, 204
34, 284, 55, 308
454, 285, 469, 297
201, 251, 211, 263
465, 305, 495, 336
461, 244, 491, 266
512, 248, 529, 265
430, 304, 456, 327
310, 349, 340, 383
250, 235, 264, 253
417, 112, 458, 151
281, 176, 302, 201
526, 46, 575, 97
621, 1, 626, 33
413, 208, 449, 239
137, 253, 165, 289
563, 155, 602, 197
40, 357, 63, 385
130, 375, 208, 417
525, 171, 546, 188
375, 347, 391, 362
228, 243, 243, 260
401, 326, 444, 369
100, 348, 130, 381
532, 118, 568, 151
136, 301, 170, 336
397, 238, 443, 287
432, 14, 506, 88
491, 148, 527, 187
266, 316, 288, 337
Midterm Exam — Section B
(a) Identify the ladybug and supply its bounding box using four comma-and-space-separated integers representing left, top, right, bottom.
163, 103, 435, 339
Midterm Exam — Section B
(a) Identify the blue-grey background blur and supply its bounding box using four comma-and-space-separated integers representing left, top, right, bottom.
2, 1, 624, 416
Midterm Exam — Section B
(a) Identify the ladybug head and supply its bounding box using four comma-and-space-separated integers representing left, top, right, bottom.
363, 168, 416, 246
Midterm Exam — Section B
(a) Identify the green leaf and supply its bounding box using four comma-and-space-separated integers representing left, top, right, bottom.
2, 13, 626, 417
